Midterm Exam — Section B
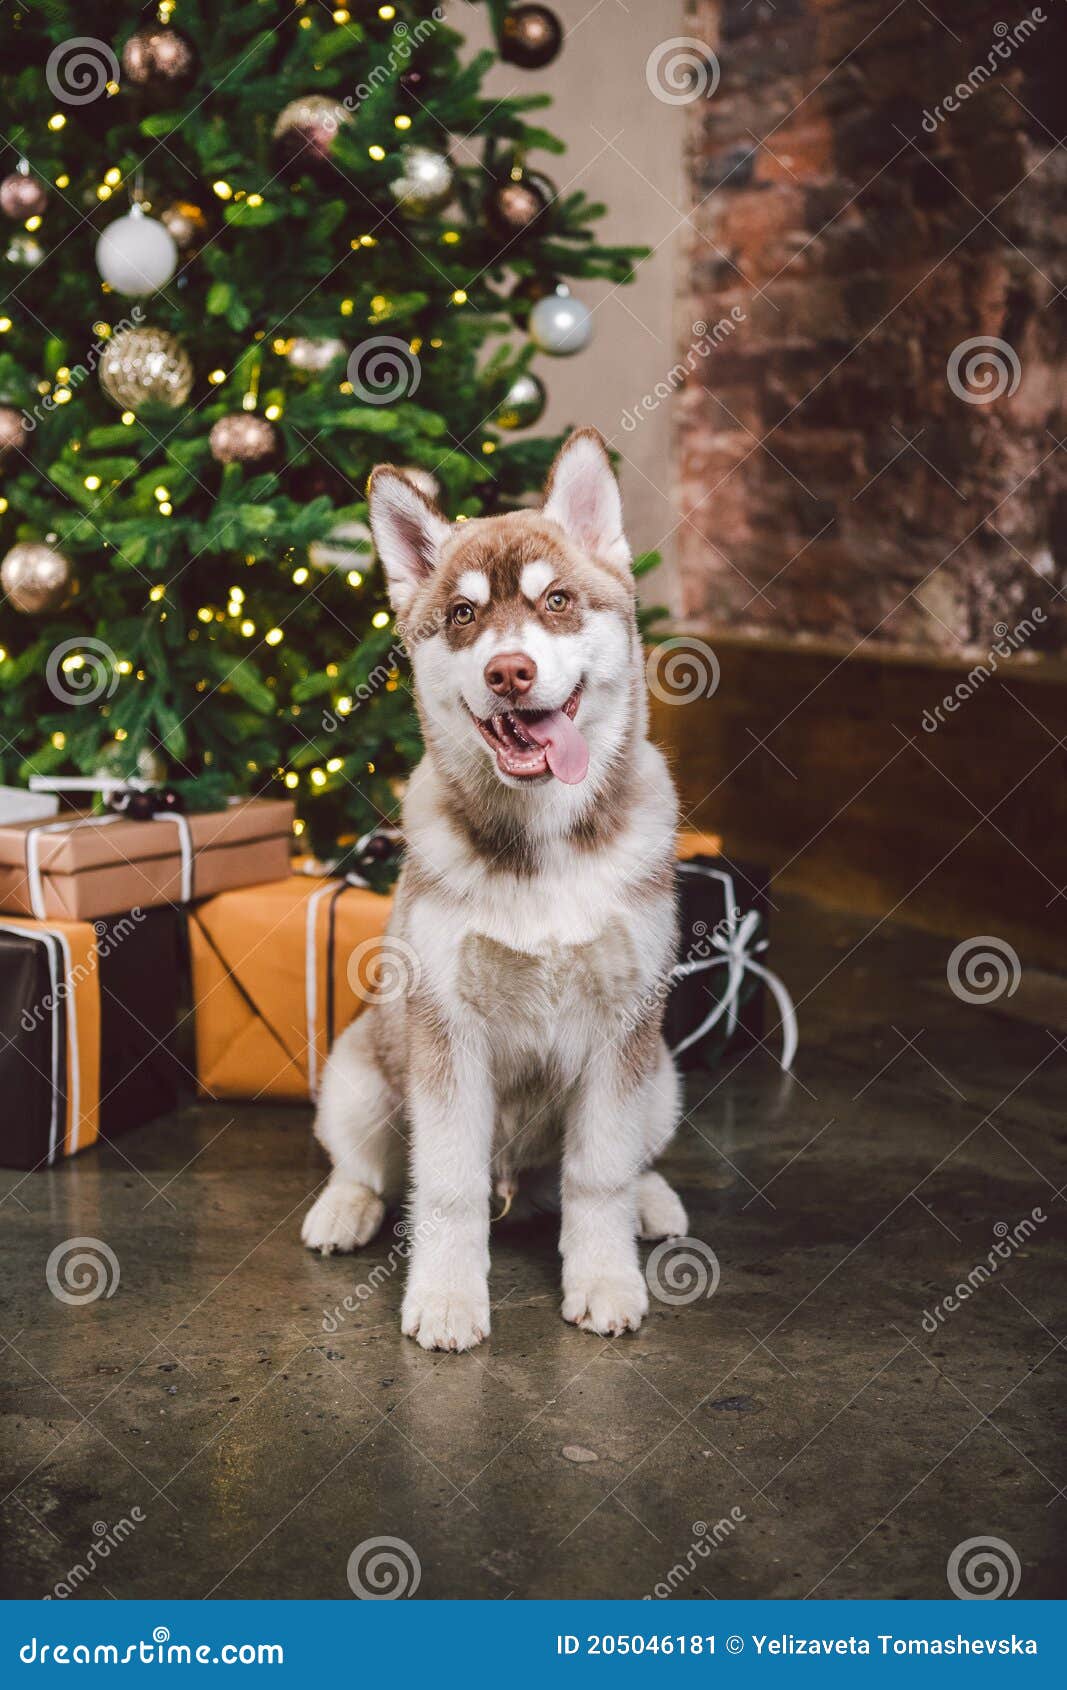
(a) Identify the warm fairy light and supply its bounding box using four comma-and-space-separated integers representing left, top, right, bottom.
371, 611, 389, 628
154, 485, 170, 500
114, 727, 128, 741
265, 627, 283, 646
57, 367, 71, 381
337, 696, 352, 715
339, 380, 353, 394
0, 317, 11, 332
25, 215, 42, 231
371, 294, 388, 314
346, 569, 362, 587
451, 289, 467, 305
339, 298, 354, 315
159, 501, 173, 515
149, 584, 165, 602
368, 145, 386, 161
230, 586, 244, 602
208, 369, 226, 384
442, 230, 460, 245
366, 761, 375, 774
284, 772, 298, 789
0, 647, 7, 663
62, 654, 84, 671
482, 440, 496, 454
292, 566, 309, 584
55, 174, 69, 189
310, 768, 326, 787
394, 114, 411, 130
104, 167, 121, 186
299, 13, 312, 25
326, 757, 343, 773
54, 388, 72, 404
0, 498, 8, 514
264, 403, 282, 420
197, 607, 213, 623
117, 659, 133, 674
213, 180, 233, 200
121, 410, 135, 425
240, 619, 255, 636
48, 115, 66, 131
247, 193, 264, 207
430, 337, 443, 348
378, 4, 396, 17
51, 731, 66, 749
241, 393, 256, 412
84, 474, 101, 490
326, 664, 339, 677
333, 7, 350, 20
97, 185, 112, 201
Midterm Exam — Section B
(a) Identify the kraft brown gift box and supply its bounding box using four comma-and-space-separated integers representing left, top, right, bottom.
189, 874, 392, 1102
0, 798, 294, 921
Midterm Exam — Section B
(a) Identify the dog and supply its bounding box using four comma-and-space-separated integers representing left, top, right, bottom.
302, 427, 687, 1351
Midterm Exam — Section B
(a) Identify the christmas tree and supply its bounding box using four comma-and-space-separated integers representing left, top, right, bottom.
0, 0, 646, 856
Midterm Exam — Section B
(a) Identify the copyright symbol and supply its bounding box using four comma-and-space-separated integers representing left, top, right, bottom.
726, 1635, 744, 1654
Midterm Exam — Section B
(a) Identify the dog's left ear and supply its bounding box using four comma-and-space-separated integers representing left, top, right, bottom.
368, 465, 451, 616
543, 428, 630, 574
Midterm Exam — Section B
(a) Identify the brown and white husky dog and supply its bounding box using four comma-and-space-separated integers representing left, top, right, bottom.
302, 428, 687, 1351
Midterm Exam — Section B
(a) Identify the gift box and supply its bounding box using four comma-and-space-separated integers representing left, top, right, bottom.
189, 874, 392, 1102
667, 835, 796, 1072
0, 797, 294, 921
0, 907, 185, 1168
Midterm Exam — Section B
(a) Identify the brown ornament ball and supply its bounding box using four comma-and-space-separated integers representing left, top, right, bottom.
160, 199, 208, 254
209, 412, 279, 466
1, 541, 73, 614
0, 171, 49, 221
0, 405, 28, 465
121, 27, 198, 96
501, 5, 563, 70
485, 176, 549, 239
99, 326, 193, 411
274, 95, 351, 169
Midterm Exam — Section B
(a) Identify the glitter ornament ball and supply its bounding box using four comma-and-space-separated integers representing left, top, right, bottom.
95, 205, 178, 296
274, 95, 351, 169
529, 289, 593, 355
0, 168, 48, 220
209, 413, 279, 466
99, 325, 193, 411
121, 27, 199, 98
390, 146, 454, 216
1, 542, 73, 614
0, 405, 29, 465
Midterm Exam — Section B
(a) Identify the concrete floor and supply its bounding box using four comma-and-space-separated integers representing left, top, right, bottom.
2, 894, 1064, 1601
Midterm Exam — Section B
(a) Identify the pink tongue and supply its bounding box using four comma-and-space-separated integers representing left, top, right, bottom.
521, 708, 589, 784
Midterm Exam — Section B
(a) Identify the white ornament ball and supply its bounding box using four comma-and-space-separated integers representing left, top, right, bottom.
529, 290, 593, 356
95, 207, 178, 297
309, 520, 373, 572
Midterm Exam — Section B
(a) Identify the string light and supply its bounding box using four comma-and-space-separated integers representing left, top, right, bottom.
339, 298, 354, 315
337, 696, 352, 715
442, 230, 460, 245
117, 659, 132, 674
55, 174, 69, 189
97, 185, 113, 201
197, 606, 213, 623
51, 731, 66, 749
378, 4, 396, 17
265, 627, 283, 646
264, 402, 282, 420
159, 501, 173, 515
121, 410, 135, 425
394, 115, 411, 130
54, 388, 72, 404
48, 115, 66, 131
333, 7, 350, 20
368, 145, 386, 162
284, 772, 298, 789
451, 289, 468, 305
326, 757, 343, 773
104, 167, 121, 186
372, 611, 389, 628
310, 768, 326, 787
149, 584, 165, 602
25, 215, 42, 231
482, 440, 496, 454
153, 485, 169, 501
346, 569, 362, 587
246, 193, 264, 207
208, 369, 226, 384
0, 317, 11, 332
213, 180, 233, 200
84, 475, 101, 490
240, 619, 255, 636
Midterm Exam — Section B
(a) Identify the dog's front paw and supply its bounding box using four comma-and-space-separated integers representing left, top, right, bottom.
401, 1282, 490, 1352
562, 1270, 649, 1337
302, 1180, 385, 1254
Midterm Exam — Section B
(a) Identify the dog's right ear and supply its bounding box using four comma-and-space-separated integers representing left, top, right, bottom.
368, 466, 450, 616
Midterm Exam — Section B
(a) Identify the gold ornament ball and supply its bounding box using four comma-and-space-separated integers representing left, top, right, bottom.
1, 542, 73, 615
209, 413, 279, 466
390, 145, 454, 216
0, 171, 48, 220
0, 405, 29, 465
160, 199, 208, 254
121, 26, 198, 94
99, 326, 193, 411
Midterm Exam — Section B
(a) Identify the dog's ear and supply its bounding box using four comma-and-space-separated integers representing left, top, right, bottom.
543, 428, 630, 574
368, 466, 450, 615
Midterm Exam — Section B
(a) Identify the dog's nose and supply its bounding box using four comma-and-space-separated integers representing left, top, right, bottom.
484, 651, 537, 697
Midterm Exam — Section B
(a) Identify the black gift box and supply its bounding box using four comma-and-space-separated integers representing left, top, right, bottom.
664, 855, 772, 1071
0, 907, 185, 1170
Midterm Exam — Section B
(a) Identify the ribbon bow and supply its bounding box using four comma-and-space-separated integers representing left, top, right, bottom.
668, 869, 798, 1070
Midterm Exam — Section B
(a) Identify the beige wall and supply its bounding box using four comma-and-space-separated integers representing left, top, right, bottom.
459, 0, 687, 582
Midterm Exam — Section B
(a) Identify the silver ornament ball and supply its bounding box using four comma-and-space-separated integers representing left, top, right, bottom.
95, 205, 178, 297
1, 541, 74, 614
209, 412, 279, 465
99, 325, 193, 410
390, 146, 454, 216
529, 290, 593, 356
493, 371, 547, 430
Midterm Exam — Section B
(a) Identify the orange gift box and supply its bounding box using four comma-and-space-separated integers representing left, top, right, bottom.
188, 874, 393, 1102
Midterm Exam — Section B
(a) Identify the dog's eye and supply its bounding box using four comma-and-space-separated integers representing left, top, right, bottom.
545, 589, 569, 613
450, 601, 475, 626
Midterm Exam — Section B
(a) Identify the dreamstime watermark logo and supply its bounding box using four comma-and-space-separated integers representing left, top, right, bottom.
45, 1512, 145, 1600
322, 1212, 443, 1332
921, 11, 1047, 132
644, 1509, 746, 1599
346, 1536, 421, 1599
947, 1535, 1021, 1600
21, 910, 145, 1034
946, 936, 1021, 1004
347, 336, 422, 404
45, 636, 120, 706
24, 308, 145, 431
346, 934, 421, 1004
645, 638, 720, 705
920, 1207, 1045, 1333
921, 608, 1046, 731
46, 37, 119, 105
621, 309, 746, 432
645, 1237, 720, 1305
646, 38, 720, 105
947, 336, 1021, 405
46, 1237, 120, 1305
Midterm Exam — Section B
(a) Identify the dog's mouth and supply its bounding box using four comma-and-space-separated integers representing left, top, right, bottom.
471, 685, 587, 784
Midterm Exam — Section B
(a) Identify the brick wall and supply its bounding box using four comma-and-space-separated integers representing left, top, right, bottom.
675, 0, 1067, 653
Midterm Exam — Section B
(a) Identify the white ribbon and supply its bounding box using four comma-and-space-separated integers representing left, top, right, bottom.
24, 811, 194, 920
669, 865, 798, 1071
0, 921, 79, 1162
305, 881, 342, 1102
